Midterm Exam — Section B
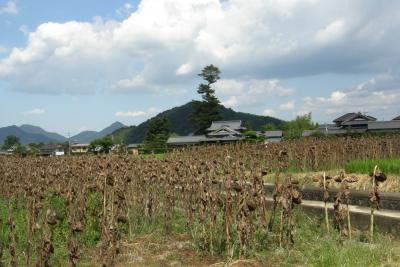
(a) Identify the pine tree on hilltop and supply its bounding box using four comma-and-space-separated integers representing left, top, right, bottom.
191, 64, 222, 134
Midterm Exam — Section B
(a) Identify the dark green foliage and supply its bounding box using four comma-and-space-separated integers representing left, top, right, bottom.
2, 135, 20, 149
108, 126, 136, 144
120, 102, 283, 143
26, 143, 41, 155
283, 113, 319, 139
191, 65, 222, 134
261, 123, 277, 132
89, 136, 114, 154
143, 116, 170, 153
244, 130, 264, 142
244, 121, 253, 131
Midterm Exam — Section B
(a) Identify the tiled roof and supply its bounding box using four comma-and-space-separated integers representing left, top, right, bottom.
333, 113, 376, 123
207, 126, 242, 137
393, 116, 400, 121
368, 121, 400, 130
167, 135, 206, 145
206, 120, 244, 131
263, 130, 283, 138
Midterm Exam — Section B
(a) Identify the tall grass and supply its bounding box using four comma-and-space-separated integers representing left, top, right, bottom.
345, 159, 400, 175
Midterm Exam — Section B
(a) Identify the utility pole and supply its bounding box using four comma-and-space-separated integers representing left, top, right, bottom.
66, 132, 71, 156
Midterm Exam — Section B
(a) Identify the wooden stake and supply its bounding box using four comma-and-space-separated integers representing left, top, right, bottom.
370, 165, 378, 242
323, 172, 330, 234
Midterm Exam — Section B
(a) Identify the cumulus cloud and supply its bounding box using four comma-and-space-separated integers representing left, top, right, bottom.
301, 72, 400, 120
0, 0, 17, 14
1, 0, 400, 96
215, 78, 293, 108
279, 100, 295, 111
315, 19, 346, 45
263, 109, 275, 117
115, 107, 159, 117
23, 108, 46, 116
176, 63, 192, 76
19, 25, 29, 35
116, 3, 135, 17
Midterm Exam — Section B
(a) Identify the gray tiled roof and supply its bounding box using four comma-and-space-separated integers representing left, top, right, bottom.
206, 120, 244, 131
264, 130, 283, 138
393, 116, 400, 121
207, 126, 242, 137
333, 113, 376, 123
368, 121, 400, 130
204, 136, 244, 142
167, 135, 206, 145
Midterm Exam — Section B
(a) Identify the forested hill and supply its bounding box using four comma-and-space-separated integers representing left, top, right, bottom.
109, 101, 284, 144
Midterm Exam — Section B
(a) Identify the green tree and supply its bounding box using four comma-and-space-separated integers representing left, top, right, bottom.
244, 121, 253, 131
26, 143, 41, 155
14, 144, 28, 156
283, 112, 319, 139
89, 136, 113, 154
143, 116, 170, 153
191, 64, 222, 134
2, 135, 20, 150
261, 123, 277, 132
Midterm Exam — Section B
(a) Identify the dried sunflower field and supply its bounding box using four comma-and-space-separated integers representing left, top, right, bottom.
0, 135, 399, 266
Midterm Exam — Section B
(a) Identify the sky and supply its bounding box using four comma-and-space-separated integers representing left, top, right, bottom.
0, 0, 399, 135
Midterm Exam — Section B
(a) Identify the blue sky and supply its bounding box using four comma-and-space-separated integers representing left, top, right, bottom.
1, 0, 399, 135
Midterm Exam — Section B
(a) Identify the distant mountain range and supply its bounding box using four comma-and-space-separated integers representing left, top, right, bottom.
70, 122, 125, 143
1, 102, 284, 145
109, 101, 284, 144
0, 122, 126, 145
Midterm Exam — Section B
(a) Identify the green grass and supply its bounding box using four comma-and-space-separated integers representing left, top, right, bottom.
345, 159, 400, 175
0, 191, 399, 266
253, 211, 400, 267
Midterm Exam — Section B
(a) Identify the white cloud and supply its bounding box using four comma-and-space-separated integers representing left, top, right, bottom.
116, 3, 135, 17
19, 25, 29, 35
23, 108, 45, 116
301, 72, 400, 120
176, 63, 192, 76
221, 96, 238, 108
263, 109, 275, 116
0, 0, 400, 97
0, 0, 17, 14
279, 100, 295, 111
315, 19, 346, 44
277, 88, 294, 97
216, 78, 293, 108
115, 107, 159, 117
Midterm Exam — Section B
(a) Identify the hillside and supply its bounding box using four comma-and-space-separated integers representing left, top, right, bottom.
20, 124, 67, 142
112, 101, 284, 144
71, 122, 125, 143
109, 126, 136, 144
0, 125, 61, 145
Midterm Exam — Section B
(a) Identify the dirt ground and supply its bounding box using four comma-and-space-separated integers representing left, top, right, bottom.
114, 233, 261, 267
